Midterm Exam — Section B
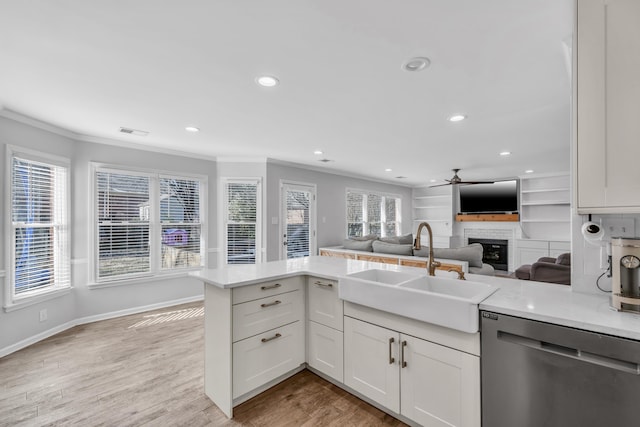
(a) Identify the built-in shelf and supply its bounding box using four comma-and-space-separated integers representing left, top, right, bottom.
519, 173, 570, 240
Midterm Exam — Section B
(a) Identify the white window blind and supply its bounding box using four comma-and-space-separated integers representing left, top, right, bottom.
346, 189, 401, 238
96, 171, 151, 279
225, 181, 259, 264
95, 167, 204, 282
160, 177, 202, 269
11, 155, 70, 297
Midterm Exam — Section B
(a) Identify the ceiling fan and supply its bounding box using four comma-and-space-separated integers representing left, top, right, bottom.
430, 169, 494, 187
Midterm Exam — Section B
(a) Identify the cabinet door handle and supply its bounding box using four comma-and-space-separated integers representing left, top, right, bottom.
401, 340, 407, 368
261, 333, 282, 343
260, 300, 281, 308
314, 281, 333, 288
261, 283, 281, 291
389, 337, 395, 364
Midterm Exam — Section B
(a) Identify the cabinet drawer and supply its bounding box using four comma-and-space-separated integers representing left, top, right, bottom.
308, 321, 344, 383
232, 276, 303, 305
308, 277, 343, 331
233, 321, 304, 399
233, 290, 303, 342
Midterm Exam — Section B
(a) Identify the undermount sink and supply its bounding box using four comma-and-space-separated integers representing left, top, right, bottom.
338, 269, 498, 333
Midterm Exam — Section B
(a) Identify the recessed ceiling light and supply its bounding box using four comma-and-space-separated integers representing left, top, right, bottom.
185, 126, 200, 133
430, 179, 437, 183
499, 151, 511, 156
385, 168, 392, 172
256, 75, 279, 87
448, 114, 466, 122
402, 57, 431, 72
313, 150, 323, 155
525, 169, 534, 174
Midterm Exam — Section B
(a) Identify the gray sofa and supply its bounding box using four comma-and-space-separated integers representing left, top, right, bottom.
342, 234, 495, 276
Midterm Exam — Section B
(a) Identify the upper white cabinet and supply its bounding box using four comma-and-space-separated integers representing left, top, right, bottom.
576, 0, 640, 213
519, 173, 570, 240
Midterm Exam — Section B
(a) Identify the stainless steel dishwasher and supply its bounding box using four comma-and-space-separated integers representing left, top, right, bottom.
481, 311, 640, 427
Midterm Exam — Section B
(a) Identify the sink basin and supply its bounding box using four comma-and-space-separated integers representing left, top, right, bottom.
339, 270, 498, 333
344, 268, 422, 285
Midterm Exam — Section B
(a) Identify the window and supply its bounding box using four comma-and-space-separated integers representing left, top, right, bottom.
346, 189, 401, 238
94, 166, 205, 282
224, 179, 261, 264
8, 149, 70, 302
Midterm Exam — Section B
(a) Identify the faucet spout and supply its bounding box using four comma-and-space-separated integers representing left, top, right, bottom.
414, 221, 440, 276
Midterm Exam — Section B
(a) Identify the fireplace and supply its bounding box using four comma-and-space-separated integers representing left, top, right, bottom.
467, 238, 509, 271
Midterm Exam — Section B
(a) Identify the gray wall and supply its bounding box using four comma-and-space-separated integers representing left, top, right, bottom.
265, 161, 413, 261
0, 117, 216, 354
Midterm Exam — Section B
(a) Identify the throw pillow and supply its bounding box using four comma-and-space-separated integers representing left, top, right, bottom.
372, 240, 414, 256
343, 238, 375, 252
433, 243, 484, 268
379, 233, 414, 245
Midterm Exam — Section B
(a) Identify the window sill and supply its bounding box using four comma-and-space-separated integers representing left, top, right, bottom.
3, 287, 73, 313
88, 268, 202, 289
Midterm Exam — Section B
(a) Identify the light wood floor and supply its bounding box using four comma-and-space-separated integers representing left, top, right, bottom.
0, 302, 407, 426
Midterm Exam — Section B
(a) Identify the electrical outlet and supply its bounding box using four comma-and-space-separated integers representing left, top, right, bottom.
604, 218, 635, 238
39, 309, 47, 322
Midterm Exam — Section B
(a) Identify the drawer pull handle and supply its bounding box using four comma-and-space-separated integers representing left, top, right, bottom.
389, 337, 395, 364
401, 340, 407, 368
314, 281, 333, 288
261, 333, 282, 343
260, 300, 281, 308
261, 283, 281, 291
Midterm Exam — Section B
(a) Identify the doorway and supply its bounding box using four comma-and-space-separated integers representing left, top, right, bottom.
280, 181, 316, 260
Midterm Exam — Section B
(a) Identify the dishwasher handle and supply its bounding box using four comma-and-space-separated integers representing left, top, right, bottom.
497, 331, 640, 375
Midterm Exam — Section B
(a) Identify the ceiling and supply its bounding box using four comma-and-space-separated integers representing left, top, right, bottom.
0, 0, 573, 187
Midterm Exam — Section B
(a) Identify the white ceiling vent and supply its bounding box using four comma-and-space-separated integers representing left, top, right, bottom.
119, 127, 149, 136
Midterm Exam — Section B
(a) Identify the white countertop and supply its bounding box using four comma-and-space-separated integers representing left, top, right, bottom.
190, 256, 640, 341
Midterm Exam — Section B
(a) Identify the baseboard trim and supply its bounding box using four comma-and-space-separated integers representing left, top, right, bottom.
0, 295, 204, 358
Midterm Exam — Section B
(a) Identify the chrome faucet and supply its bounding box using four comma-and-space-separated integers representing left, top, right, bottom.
414, 222, 441, 276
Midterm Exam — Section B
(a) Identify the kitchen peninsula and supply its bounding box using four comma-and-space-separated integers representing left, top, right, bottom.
191, 256, 640, 427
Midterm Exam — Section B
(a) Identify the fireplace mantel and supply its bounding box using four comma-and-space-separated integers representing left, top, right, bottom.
456, 213, 519, 222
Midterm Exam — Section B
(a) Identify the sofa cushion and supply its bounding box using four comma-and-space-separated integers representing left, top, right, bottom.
372, 240, 414, 256
555, 252, 571, 265
433, 244, 484, 268
350, 234, 378, 241
379, 234, 413, 245
343, 238, 375, 252
412, 247, 430, 258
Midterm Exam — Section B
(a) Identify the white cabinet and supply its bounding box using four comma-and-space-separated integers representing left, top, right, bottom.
519, 173, 570, 240
344, 316, 480, 427
307, 277, 344, 382
233, 321, 304, 398
515, 240, 571, 266
576, 0, 640, 213
413, 186, 454, 247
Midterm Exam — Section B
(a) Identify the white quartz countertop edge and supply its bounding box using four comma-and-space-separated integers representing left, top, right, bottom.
190, 256, 640, 341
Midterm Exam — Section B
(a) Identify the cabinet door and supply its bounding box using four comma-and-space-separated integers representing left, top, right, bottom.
400, 335, 480, 427
308, 320, 344, 382
232, 320, 304, 399
344, 317, 400, 413
308, 277, 343, 331
577, 0, 640, 212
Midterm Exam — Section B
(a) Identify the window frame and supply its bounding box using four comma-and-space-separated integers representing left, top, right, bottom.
346, 188, 402, 238
89, 163, 207, 286
5, 145, 71, 310
222, 178, 262, 265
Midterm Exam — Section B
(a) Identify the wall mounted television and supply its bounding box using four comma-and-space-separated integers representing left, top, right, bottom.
458, 179, 519, 214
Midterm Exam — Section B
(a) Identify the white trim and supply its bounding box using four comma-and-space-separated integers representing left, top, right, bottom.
3, 287, 72, 312
217, 157, 267, 163
207, 248, 221, 253
71, 258, 88, 265
0, 108, 218, 162
0, 294, 204, 358
0, 270, 4, 278
267, 158, 413, 188
87, 269, 202, 289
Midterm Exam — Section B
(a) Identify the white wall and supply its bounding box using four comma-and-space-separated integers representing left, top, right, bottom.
265, 161, 413, 261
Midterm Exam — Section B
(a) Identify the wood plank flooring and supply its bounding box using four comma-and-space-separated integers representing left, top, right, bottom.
0, 302, 407, 426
